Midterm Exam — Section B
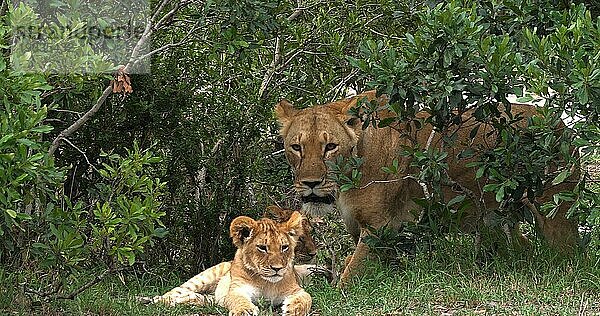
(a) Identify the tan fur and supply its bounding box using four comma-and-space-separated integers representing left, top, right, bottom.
275, 90, 579, 287
144, 208, 312, 316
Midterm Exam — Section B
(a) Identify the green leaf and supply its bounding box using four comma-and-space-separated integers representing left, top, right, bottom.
17, 138, 36, 147
31, 125, 54, 133
153, 227, 168, 238
28, 153, 44, 162
475, 167, 485, 179
0, 134, 14, 145
483, 183, 499, 192
340, 183, 354, 192
6, 210, 17, 218
551, 169, 570, 185
516, 95, 534, 103
447, 195, 465, 207
495, 186, 505, 202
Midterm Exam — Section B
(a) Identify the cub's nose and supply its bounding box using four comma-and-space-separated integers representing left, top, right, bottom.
302, 180, 322, 189
270, 265, 284, 273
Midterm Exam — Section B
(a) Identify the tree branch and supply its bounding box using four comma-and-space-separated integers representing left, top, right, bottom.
48, 2, 191, 157
48, 85, 112, 157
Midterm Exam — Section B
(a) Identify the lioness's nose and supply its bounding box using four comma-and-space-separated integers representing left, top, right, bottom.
302, 180, 322, 188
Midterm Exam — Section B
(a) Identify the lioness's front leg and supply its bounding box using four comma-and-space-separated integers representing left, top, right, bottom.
281, 289, 312, 316
338, 229, 370, 288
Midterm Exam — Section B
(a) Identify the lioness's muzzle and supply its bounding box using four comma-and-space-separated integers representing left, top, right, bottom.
301, 194, 335, 204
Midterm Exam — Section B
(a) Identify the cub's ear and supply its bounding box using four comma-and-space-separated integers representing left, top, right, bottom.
265, 205, 287, 222
274, 99, 298, 129
283, 211, 303, 238
230, 216, 256, 248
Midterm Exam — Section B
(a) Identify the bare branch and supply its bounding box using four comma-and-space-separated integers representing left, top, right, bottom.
369, 28, 403, 40
425, 130, 436, 150
54, 267, 127, 300
62, 138, 100, 173
48, 85, 112, 157
151, 0, 170, 22
264, 149, 285, 159
259, 37, 283, 100
50, 109, 82, 116
327, 69, 359, 99
133, 20, 202, 65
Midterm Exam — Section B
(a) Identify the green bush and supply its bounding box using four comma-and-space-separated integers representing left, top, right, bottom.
346, 0, 600, 249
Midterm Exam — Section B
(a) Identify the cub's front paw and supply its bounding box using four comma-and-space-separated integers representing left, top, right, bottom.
228, 304, 259, 316
282, 291, 312, 316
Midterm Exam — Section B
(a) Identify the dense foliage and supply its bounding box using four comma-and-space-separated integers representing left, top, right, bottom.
0, 0, 598, 306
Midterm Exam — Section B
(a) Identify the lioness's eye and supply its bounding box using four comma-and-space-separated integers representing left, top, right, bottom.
282, 244, 289, 252
291, 144, 301, 152
257, 245, 268, 253
325, 143, 338, 151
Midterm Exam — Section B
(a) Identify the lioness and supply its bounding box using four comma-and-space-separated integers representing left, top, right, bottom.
144, 210, 312, 316
275, 90, 579, 286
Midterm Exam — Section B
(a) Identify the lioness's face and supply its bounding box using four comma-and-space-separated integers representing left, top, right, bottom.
275, 96, 366, 215
230, 212, 303, 283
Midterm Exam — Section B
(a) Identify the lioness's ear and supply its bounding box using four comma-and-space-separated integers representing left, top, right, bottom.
329, 91, 376, 123
274, 99, 298, 128
284, 211, 303, 237
330, 90, 388, 126
329, 98, 359, 120
230, 216, 256, 248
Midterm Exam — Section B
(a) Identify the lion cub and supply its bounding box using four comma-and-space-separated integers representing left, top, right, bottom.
144, 209, 312, 316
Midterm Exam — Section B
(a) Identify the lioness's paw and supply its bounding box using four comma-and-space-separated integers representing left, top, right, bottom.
228, 304, 259, 316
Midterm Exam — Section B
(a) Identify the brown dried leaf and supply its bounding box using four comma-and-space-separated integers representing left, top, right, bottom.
111, 66, 133, 95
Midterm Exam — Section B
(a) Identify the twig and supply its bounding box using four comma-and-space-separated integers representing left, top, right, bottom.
62, 138, 100, 173
50, 109, 82, 116
425, 130, 436, 150
259, 37, 283, 99
327, 69, 359, 100
369, 28, 403, 40
264, 149, 285, 159
54, 267, 127, 300
357, 175, 430, 201
132, 20, 201, 64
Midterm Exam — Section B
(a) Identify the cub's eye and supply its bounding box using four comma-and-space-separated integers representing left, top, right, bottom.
257, 245, 268, 253
291, 144, 301, 152
282, 244, 289, 252
325, 143, 338, 151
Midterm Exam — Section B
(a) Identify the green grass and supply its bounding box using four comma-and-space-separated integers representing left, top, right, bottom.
3, 242, 600, 316
308, 249, 600, 315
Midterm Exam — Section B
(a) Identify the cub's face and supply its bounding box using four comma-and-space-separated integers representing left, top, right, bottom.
265, 206, 317, 263
275, 95, 371, 215
230, 211, 303, 283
